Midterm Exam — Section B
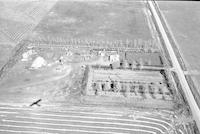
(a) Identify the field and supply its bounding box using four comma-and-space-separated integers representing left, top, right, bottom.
158, 1, 200, 71
0, 104, 194, 134
158, 2, 200, 119
0, 0, 57, 70
32, 0, 153, 42
0, 44, 13, 70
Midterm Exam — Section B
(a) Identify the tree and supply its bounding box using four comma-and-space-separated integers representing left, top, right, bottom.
115, 81, 121, 93
131, 60, 137, 70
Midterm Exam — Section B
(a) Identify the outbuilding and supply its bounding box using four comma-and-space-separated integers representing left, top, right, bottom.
31, 56, 47, 69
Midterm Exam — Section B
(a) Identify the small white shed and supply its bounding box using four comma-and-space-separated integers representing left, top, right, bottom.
31, 56, 47, 69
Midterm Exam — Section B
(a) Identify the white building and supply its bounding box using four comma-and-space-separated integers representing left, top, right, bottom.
21, 50, 36, 61
109, 54, 120, 63
31, 56, 47, 69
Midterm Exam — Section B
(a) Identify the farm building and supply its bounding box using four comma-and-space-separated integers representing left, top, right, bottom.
31, 56, 47, 69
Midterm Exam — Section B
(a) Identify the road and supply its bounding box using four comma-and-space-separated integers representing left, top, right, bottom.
147, 0, 200, 130
0, 104, 173, 134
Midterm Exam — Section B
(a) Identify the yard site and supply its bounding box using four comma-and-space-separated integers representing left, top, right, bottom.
0, 0, 199, 134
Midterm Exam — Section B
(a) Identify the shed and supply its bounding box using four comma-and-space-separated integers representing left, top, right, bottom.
31, 56, 47, 69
